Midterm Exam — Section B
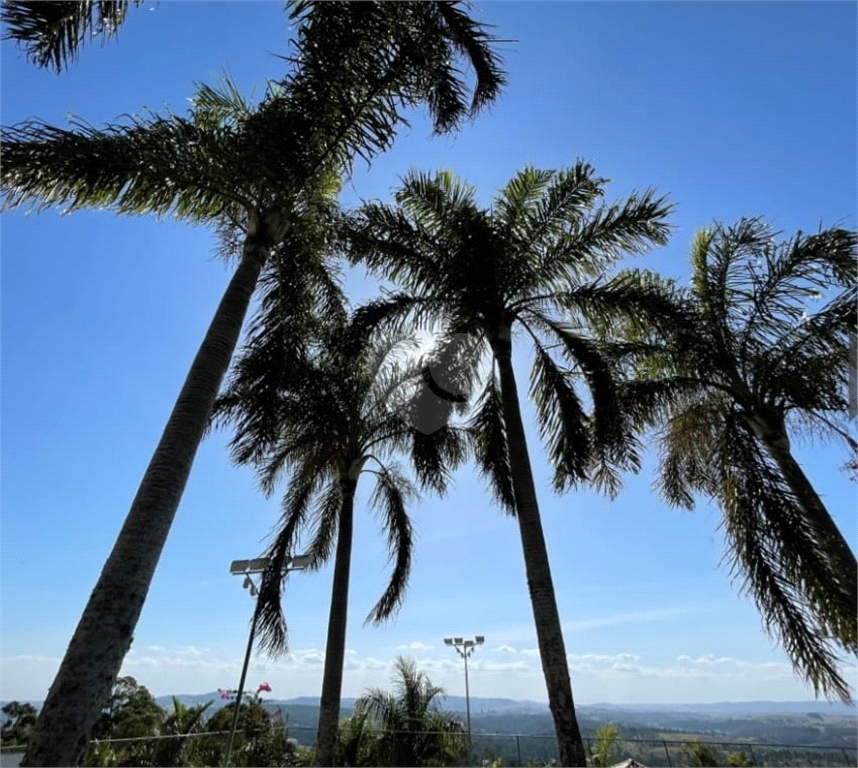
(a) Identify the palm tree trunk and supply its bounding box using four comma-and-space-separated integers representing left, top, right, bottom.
491, 337, 587, 767
749, 416, 857, 645
22, 237, 270, 767
315, 476, 357, 767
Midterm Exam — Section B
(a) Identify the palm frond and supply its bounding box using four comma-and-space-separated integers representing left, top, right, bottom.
719, 424, 855, 701
285, 0, 506, 163
254, 465, 326, 656
544, 188, 673, 278
0, 111, 241, 218
528, 342, 590, 491
2, 0, 137, 71
468, 372, 517, 514
365, 464, 416, 624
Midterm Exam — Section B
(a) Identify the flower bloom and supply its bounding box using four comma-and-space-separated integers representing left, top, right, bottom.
257, 682, 272, 693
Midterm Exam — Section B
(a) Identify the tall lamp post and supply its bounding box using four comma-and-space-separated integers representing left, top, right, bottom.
444, 635, 484, 763
224, 554, 310, 767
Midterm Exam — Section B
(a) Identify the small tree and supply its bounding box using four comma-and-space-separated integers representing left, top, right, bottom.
683, 737, 723, 767
726, 751, 754, 767
590, 723, 620, 767
1, 701, 38, 745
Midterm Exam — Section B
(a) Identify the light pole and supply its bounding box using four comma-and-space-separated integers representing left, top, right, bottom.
444, 635, 483, 763
224, 554, 310, 768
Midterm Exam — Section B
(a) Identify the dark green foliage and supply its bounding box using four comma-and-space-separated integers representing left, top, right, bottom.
1, 0, 139, 71
90, 677, 164, 742
1, 701, 38, 745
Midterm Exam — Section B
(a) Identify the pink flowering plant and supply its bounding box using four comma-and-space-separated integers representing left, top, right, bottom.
217, 682, 271, 704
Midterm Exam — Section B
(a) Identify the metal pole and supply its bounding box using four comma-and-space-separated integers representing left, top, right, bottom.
224, 605, 258, 767
515, 734, 522, 767
463, 648, 472, 764
663, 739, 672, 767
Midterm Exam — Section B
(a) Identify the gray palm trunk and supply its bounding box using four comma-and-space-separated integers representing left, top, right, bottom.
315, 476, 358, 767
745, 411, 857, 620
490, 334, 588, 768
22, 236, 271, 767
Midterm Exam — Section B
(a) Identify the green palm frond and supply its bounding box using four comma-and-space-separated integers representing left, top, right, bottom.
2, 0, 138, 71
544, 188, 673, 279
254, 465, 327, 655
365, 464, 416, 624
286, 1, 506, 147
188, 75, 256, 131
528, 343, 590, 491
494, 165, 556, 240
719, 423, 855, 700
1, 110, 242, 219
511, 162, 604, 267
469, 372, 516, 514
409, 425, 469, 496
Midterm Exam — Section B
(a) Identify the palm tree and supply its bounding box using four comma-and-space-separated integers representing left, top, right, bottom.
348, 656, 467, 768
344, 165, 674, 765
152, 697, 213, 767
619, 218, 857, 701
214, 308, 467, 767
3, 7, 505, 764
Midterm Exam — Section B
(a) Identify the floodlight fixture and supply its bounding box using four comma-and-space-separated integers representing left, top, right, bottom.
230, 557, 268, 575
289, 554, 312, 570
454, 636, 463, 644
444, 637, 453, 645
475, 635, 484, 644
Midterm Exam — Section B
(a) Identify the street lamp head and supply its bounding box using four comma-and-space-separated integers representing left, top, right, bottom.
230, 558, 269, 575
454, 637, 463, 645
289, 554, 312, 570
444, 638, 453, 645
231, 554, 311, 575
475, 635, 485, 645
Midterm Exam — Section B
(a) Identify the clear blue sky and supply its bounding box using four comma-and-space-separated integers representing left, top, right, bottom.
1, 2, 856, 707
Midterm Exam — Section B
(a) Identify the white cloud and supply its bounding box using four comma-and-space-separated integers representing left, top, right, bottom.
395, 641, 433, 651
496, 645, 517, 654
147, 645, 166, 652
568, 653, 640, 664
612, 662, 644, 673
675, 654, 792, 671
520, 648, 540, 657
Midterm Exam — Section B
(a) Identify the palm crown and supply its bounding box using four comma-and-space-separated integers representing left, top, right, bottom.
216, 312, 466, 651
347, 164, 677, 495
622, 218, 857, 701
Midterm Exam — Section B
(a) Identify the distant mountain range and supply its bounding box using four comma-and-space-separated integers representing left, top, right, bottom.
4, 693, 854, 718
147, 693, 856, 718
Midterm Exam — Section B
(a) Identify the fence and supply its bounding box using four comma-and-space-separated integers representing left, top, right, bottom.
3, 726, 856, 767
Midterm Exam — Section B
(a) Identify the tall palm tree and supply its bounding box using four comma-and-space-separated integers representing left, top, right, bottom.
214, 308, 467, 767
348, 656, 467, 768
344, 165, 674, 765
619, 218, 857, 701
2, 7, 505, 764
